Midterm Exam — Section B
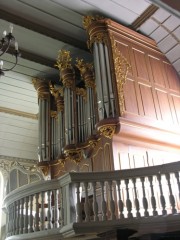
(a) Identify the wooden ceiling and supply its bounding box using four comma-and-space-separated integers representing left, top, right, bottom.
0, 0, 179, 161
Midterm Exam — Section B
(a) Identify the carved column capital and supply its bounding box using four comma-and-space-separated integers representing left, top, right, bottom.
82, 15, 109, 49
32, 78, 50, 100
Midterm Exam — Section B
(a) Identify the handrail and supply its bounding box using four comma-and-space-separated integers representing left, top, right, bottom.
3, 161, 180, 239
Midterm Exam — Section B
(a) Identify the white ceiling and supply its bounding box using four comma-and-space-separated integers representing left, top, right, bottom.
0, 0, 179, 161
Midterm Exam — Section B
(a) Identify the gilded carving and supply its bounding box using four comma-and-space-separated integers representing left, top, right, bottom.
55, 50, 72, 71
88, 32, 108, 50
76, 58, 95, 88
32, 78, 50, 100
49, 82, 64, 113
99, 125, 116, 139
76, 87, 87, 100
65, 149, 83, 165
110, 36, 130, 116
82, 15, 104, 30
51, 110, 57, 118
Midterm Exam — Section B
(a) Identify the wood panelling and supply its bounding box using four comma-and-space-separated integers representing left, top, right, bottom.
124, 79, 139, 115
164, 62, 180, 93
109, 23, 180, 128
139, 83, 157, 119
172, 95, 180, 124
156, 89, 173, 122
116, 41, 133, 76
133, 48, 149, 81
149, 56, 166, 88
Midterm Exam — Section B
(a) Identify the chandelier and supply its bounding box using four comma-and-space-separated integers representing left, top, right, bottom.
0, 24, 20, 76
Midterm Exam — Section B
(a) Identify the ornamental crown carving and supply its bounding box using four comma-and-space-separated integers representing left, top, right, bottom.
55, 50, 72, 71
76, 58, 93, 75
82, 15, 104, 30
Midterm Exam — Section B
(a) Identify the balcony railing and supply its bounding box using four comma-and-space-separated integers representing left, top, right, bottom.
3, 161, 180, 239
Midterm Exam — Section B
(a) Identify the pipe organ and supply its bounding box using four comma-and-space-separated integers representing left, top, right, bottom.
32, 16, 131, 178
33, 16, 179, 178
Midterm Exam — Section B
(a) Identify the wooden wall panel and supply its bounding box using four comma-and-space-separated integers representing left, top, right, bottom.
164, 62, 180, 93
133, 48, 149, 81
156, 90, 173, 123
116, 41, 133, 76
172, 95, 180, 124
139, 84, 157, 119
149, 56, 166, 88
124, 79, 139, 115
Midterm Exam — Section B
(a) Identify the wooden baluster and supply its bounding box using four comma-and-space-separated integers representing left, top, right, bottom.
9, 204, 12, 235
76, 182, 82, 222
175, 172, 180, 200
24, 196, 29, 233
141, 177, 149, 217
157, 174, 167, 215
148, 176, 158, 216
125, 179, 133, 218
59, 188, 63, 227
7, 205, 10, 236
132, 178, 141, 218
16, 200, 20, 235
35, 193, 40, 231
100, 181, 107, 221
92, 181, 99, 222
40, 191, 45, 230
13, 202, 16, 235
108, 181, 116, 220
20, 198, 24, 234
166, 173, 177, 214
116, 180, 124, 219
84, 182, 90, 222
47, 190, 52, 229
29, 195, 34, 233
53, 189, 59, 228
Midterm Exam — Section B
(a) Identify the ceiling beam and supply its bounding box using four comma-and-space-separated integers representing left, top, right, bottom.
0, 9, 88, 51
131, 4, 159, 30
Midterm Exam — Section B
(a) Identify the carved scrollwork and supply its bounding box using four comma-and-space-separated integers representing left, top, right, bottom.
82, 15, 104, 30
110, 36, 131, 116
98, 125, 116, 139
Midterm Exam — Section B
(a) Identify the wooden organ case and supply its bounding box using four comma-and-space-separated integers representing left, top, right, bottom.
33, 16, 180, 178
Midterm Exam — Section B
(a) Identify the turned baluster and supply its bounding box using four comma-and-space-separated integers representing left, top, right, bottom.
53, 189, 59, 228
7, 205, 10, 236
148, 176, 158, 216
141, 177, 149, 217
13, 202, 16, 235
59, 188, 64, 227
24, 196, 29, 233
29, 195, 34, 233
125, 179, 133, 218
9, 204, 12, 235
92, 181, 99, 221
100, 181, 107, 220
157, 174, 167, 215
116, 180, 124, 219
76, 182, 82, 222
20, 198, 24, 234
47, 190, 52, 229
40, 191, 45, 230
175, 172, 180, 200
132, 178, 141, 218
108, 181, 116, 220
83, 181, 90, 222
16, 200, 20, 235
35, 193, 40, 231
165, 173, 177, 214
